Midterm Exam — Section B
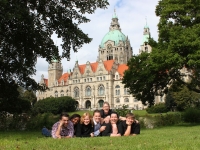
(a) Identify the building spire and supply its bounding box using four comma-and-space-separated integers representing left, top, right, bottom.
144, 16, 149, 29
113, 8, 117, 18
110, 9, 121, 31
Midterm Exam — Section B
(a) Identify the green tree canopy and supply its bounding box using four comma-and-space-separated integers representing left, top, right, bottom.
170, 83, 200, 111
0, 0, 109, 100
123, 0, 200, 105
23, 90, 37, 105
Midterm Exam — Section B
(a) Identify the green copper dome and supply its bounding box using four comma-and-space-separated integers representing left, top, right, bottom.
100, 30, 126, 48
142, 34, 150, 43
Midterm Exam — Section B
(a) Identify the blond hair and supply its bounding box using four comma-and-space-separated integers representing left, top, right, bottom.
80, 112, 93, 125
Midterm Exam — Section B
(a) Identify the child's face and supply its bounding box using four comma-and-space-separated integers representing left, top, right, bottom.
93, 112, 101, 123
83, 115, 90, 125
110, 114, 118, 124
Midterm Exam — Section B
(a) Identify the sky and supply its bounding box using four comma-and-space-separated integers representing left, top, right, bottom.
33, 0, 160, 82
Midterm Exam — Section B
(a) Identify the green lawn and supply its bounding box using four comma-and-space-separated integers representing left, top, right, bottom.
0, 125, 200, 150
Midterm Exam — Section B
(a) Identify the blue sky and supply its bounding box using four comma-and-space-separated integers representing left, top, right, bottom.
33, 0, 160, 82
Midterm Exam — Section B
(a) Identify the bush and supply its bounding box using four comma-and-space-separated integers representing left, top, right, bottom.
183, 108, 200, 123
0, 112, 30, 130
153, 113, 183, 127
33, 96, 77, 115
26, 113, 59, 130
114, 104, 131, 117
146, 103, 169, 114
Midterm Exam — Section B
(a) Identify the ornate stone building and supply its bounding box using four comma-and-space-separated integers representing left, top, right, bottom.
38, 12, 150, 109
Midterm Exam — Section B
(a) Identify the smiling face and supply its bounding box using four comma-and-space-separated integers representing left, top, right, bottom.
83, 115, 90, 125
126, 116, 134, 125
93, 112, 101, 123
61, 116, 69, 127
110, 113, 118, 124
71, 117, 80, 125
103, 103, 110, 114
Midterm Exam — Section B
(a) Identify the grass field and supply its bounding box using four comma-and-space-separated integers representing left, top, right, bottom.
0, 125, 200, 150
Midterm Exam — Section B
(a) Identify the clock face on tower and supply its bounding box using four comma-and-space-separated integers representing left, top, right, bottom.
107, 44, 112, 50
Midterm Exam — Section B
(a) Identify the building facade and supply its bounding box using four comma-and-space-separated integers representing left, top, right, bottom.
37, 12, 151, 110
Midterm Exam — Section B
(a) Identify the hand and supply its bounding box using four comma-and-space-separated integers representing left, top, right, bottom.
135, 120, 139, 124
126, 121, 132, 126
59, 120, 64, 127
90, 133, 94, 137
57, 135, 61, 139
99, 126, 106, 132
104, 116, 110, 123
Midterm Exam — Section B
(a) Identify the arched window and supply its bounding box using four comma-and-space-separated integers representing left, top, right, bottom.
55, 91, 58, 98
116, 98, 120, 103
98, 84, 105, 96
85, 86, 91, 96
74, 87, 79, 98
124, 98, 129, 102
98, 100, 104, 108
85, 100, 91, 109
75, 101, 79, 109
60, 90, 64, 97
124, 88, 130, 95
115, 85, 120, 95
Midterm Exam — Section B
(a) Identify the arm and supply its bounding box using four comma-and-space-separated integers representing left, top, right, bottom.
103, 116, 110, 123
119, 116, 126, 121
94, 126, 106, 136
124, 125, 131, 136
55, 125, 62, 139
51, 122, 59, 139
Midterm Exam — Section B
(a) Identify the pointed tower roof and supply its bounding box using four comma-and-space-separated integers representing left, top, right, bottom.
112, 8, 118, 18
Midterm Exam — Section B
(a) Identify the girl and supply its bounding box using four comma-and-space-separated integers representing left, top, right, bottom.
101, 112, 123, 137
76, 112, 94, 137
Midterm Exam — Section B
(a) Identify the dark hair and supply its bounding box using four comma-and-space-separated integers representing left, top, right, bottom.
70, 114, 81, 120
93, 109, 101, 116
60, 112, 69, 120
110, 112, 119, 118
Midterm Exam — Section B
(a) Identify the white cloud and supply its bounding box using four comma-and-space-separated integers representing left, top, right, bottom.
34, 0, 160, 82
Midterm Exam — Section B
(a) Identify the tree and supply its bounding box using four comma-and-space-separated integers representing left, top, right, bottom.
0, 1, 109, 100
170, 84, 200, 111
123, 0, 200, 105
23, 90, 37, 106
33, 96, 77, 115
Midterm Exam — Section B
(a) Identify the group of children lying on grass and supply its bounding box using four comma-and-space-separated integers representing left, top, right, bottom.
42, 102, 140, 138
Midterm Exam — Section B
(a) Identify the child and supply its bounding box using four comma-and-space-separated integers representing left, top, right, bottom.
76, 112, 94, 137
